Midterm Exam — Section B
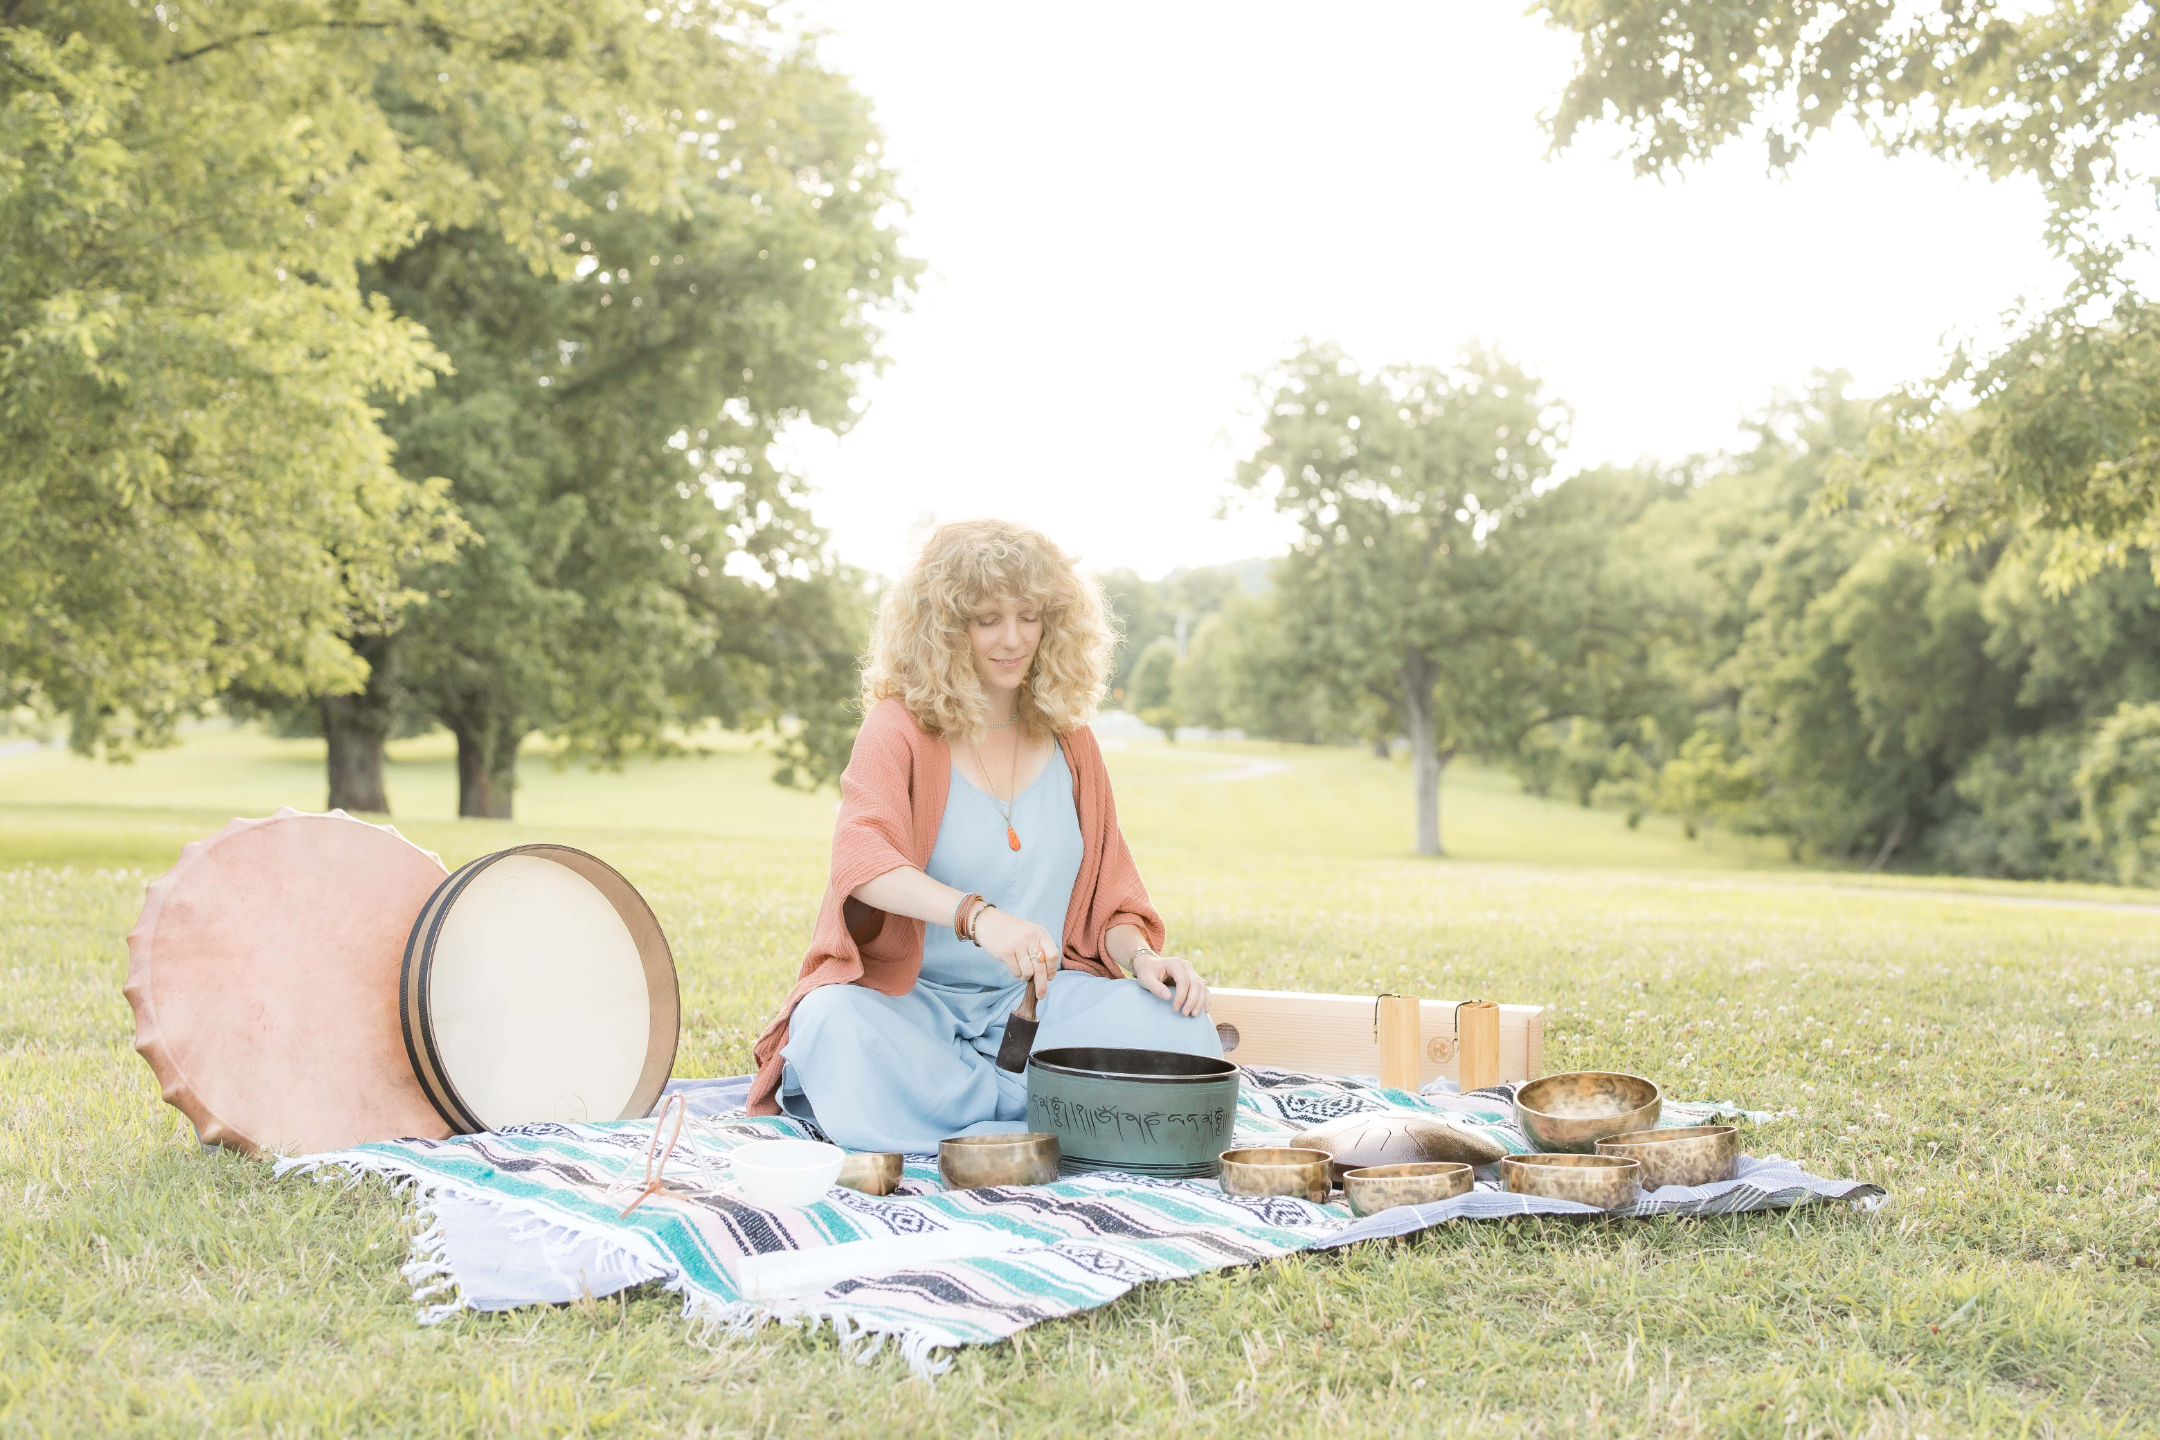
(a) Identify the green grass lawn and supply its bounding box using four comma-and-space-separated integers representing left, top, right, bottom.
3, 728, 2157, 1436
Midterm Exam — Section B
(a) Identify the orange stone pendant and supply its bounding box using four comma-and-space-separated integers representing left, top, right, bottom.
1007, 826, 1022, 851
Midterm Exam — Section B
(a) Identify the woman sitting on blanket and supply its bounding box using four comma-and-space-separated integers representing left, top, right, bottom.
748, 519, 1219, 1152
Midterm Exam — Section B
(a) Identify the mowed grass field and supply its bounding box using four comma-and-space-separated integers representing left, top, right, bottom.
3, 726, 2158, 1437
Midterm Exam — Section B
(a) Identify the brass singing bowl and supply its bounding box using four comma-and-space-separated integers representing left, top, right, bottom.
1217, 1147, 1333, 1204
1595, 1124, 1739, 1191
938, 1133, 1060, 1190
1341, 1161, 1474, 1218
1502, 1153, 1641, 1210
1513, 1071, 1662, 1153
836, 1151, 906, 1196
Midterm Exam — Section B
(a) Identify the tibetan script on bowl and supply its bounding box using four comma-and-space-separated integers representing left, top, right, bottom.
1029, 1094, 1232, 1145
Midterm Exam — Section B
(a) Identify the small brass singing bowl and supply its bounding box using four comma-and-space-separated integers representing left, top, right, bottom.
1513, 1070, 1662, 1154
938, 1133, 1060, 1190
1502, 1153, 1641, 1211
1595, 1124, 1740, 1191
1341, 1161, 1474, 1218
836, 1151, 905, 1196
1217, 1147, 1334, 1203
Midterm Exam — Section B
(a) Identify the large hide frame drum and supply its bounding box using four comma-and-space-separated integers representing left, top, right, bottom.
125, 809, 455, 1156
401, 844, 679, 1133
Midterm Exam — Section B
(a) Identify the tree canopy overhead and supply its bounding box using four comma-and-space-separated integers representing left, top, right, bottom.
1538, 1, 2160, 584
366, 35, 911, 817
0, 0, 864, 755
1541, 0, 2156, 246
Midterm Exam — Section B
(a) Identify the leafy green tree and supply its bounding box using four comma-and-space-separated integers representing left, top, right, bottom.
1128, 637, 1180, 742
1097, 570, 1170, 703
1979, 538, 2160, 722
1744, 537, 2010, 866
1511, 723, 1565, 799
1855, 307, 2160, 588
1538, 0, 2160, 583
1598, 374, 2160, 875
1188, 591, 1353, 745
2076, 702, 2160, 885
1234, 342, 1566, 855
1515, 716, 1632, 808
1434, 355, 2160, 880
1490, 463, 1693, 761
313, 22, 910, 816
1164, 592, 1313, 739
1169, 611, 1238, 733
1591, 718, 1668, 830
1653, 729, 1759, 842
1495, 464, 1704, 814
1939, 545, 2160, 878
1931, 731, 2100, 881
1540, 0, 2150, 228
1628, 378, 2016, 864
0, 1, 727, 753
1100, 563, 1252, 701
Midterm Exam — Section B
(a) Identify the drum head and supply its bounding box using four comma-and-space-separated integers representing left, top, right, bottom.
401, 845, 677, 1131
124, 808, 454, 1155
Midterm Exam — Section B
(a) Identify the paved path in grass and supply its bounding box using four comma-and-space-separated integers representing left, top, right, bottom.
1682, 874, 2160, 918
1815, 883, 2160, 917
1108, 747, 1293, 784
1184, 757, 1293, 783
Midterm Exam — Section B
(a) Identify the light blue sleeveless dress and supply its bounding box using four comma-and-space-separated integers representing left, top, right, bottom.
777, 744, 1223, 1153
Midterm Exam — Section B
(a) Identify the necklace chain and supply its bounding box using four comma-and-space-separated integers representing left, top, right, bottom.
968, 732, 1024, 851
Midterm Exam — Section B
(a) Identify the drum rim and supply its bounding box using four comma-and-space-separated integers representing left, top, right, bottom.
399, 844, 680, 1134
399, 852, 492, 1133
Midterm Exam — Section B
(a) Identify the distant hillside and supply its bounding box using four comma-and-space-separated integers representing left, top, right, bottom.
1159, 556, 1274, 594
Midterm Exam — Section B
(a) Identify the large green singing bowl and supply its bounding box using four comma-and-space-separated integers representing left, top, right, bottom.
1026, 1046, 1241, 1178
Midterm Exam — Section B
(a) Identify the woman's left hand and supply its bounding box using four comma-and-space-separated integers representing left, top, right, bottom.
1132, 950, 1210, 1018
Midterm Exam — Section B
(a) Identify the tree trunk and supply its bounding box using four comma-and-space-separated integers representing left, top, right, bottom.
323, 697, 391, 813
1865, 813, 1909, 873
450, 710, 523, 819
1400, 658, 1443, 856
1370, 736, 1390, 759
320, 634, 397, 813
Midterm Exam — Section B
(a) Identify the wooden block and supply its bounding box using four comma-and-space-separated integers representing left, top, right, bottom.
1205, 988, 1544, 1086
1375, 995, 1421, 1090
1456, 1000, 1500, 1092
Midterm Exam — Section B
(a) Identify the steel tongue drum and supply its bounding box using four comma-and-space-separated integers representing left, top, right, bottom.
126, 810, 678, 1155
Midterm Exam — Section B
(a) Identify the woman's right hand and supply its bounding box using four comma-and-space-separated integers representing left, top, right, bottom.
973, 907, 1060, 998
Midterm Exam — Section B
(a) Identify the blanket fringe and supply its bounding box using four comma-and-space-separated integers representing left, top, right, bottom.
280, 1154, 475, 1324
687, 1294, 955, 1376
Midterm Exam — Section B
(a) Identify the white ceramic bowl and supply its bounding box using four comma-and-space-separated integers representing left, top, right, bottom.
729, 1138, 845, 1208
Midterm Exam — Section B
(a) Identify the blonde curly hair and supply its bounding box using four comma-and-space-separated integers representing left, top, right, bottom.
862, 519, 1116, 740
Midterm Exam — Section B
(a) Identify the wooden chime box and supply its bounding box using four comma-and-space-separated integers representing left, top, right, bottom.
1204, 988, 1544, 1091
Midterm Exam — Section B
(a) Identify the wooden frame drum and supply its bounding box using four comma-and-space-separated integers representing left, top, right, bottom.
400, 844, 679, 1132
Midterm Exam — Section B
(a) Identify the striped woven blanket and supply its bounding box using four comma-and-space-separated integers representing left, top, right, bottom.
279, 1070, 1881, 1374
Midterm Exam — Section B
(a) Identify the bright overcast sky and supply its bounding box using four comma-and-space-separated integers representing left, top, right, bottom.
771, 1, 2066, 582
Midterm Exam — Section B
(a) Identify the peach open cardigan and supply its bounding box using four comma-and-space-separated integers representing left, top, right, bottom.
747, 697, 1166, 1116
